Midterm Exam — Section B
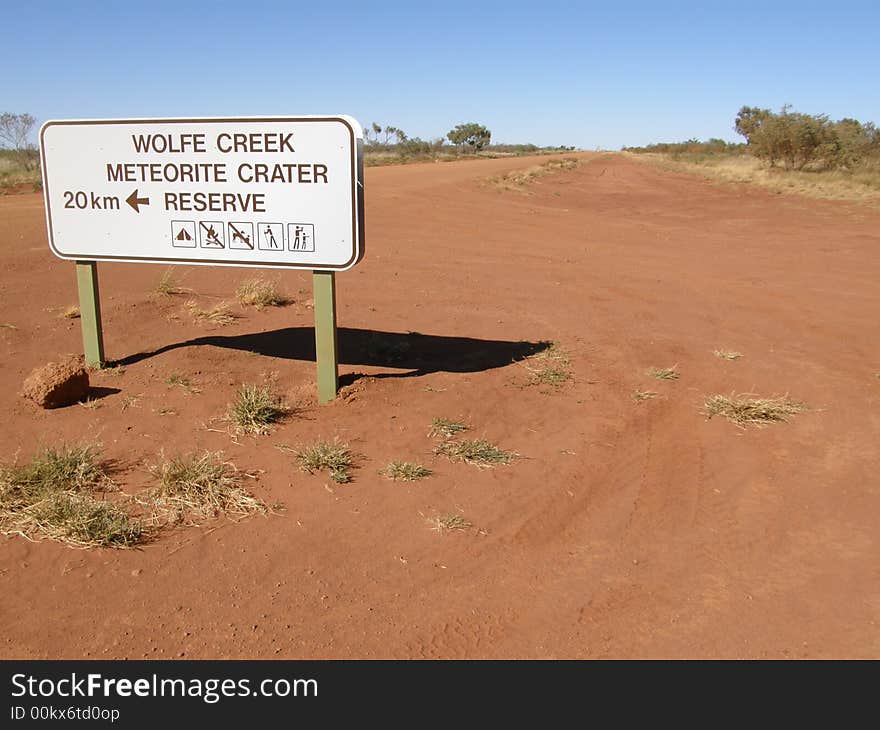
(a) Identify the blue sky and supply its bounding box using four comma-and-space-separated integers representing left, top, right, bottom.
5, 0, 878, 149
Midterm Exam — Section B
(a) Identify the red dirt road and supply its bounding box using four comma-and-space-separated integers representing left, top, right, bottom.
1, 154, 878, 658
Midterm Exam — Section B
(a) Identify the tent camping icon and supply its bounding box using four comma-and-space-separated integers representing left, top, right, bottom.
171, 221, 197, 248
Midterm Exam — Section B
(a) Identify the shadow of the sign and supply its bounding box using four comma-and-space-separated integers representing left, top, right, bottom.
115, 327, 550, 380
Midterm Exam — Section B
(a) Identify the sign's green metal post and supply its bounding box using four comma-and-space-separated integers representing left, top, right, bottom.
313, 270, 339, 403
75, 261, 105, 367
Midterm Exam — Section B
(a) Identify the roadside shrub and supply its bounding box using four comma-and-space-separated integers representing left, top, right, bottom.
735, 105, 880, 171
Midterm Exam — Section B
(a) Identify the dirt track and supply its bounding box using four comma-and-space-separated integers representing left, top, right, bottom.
1, 153, 878, 658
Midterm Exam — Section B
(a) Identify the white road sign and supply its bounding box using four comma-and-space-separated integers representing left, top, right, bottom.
40, 116, 364, 270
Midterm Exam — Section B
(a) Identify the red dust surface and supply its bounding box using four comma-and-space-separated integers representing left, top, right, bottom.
0, 153, 878, 658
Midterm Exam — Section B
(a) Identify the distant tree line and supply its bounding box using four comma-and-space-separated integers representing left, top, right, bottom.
624, 106, 880, 172
622, 138, 745, 157
365, 121, 492, 153
364, 121, 575, 162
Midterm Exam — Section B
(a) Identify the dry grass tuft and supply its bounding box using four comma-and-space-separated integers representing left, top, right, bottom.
633, 390, 658, 402
381, 461, 432, 482
703, 394, 807, 428
488, 157, 580, 191
97, 365, 126, 377
291, 440, 354, 483
60, 305, 80, 319
713, 350, 743, 361
185, 300, 238, 326
147, 451, 266, 524
165, 373, 200, 394
434, 439, 517, 468
0, 444, 142, 548
235, 279, 289, 308
227, 384, 288, 435
428, 417, 470, 439
153, 269, 193, 298
428, 513, 472, 532
646, 365, 679, 380
522, 342, 572, 387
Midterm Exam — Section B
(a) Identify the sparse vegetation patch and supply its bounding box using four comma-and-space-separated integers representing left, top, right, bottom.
381, 461, 432, 481
703, 394, 807, 428
153, 269, 192, 298
646, 366, 679, 380
428, 513, 472, 532
291, 440, 354, 483
165, 373, 200, 394
435, 439, 517, 468
713, 350, 743, 361
147, 451, 266, 524
633, 390, 658, 402
0, 444, 142, 548
185, 300, 237, 326
429, 417, 470, 438
235, 279, 289, 308
625, 106, 880, 206
487, 157, 580, 191
228, 384, 288, 435
523, 342, 572, 387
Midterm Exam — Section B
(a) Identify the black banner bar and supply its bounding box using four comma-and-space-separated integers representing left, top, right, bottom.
1, 660, 873, 726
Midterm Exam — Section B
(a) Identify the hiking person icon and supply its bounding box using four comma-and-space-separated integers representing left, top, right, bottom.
258, 223, 284, 251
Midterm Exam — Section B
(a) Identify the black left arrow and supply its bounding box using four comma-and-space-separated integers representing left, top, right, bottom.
125, 189, 150, 213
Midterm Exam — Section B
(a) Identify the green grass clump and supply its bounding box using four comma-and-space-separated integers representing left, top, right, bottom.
148, 451, 266, 523
0, 444, 142, 548
381, 461, 432, 482
434, 439, 517, 468
228, 384, 288, 435
646, 366, 679, 380
293, 440, 353, 483
703, 394, 807, 428
235, 279, 289, 308
429, 417, 470, 438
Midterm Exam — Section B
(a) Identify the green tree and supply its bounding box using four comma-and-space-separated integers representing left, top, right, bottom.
736, 105, 844, 170
831, 118, 878, 168
0, 112, 38, 171
734, 106, 772, 143
364, 122, 407, 146
447, 122, 491, 153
